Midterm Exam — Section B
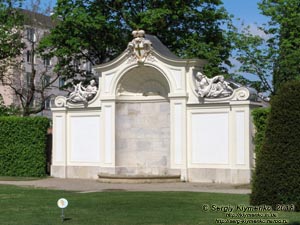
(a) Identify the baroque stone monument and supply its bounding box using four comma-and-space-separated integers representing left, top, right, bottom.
51, 30, 260, 184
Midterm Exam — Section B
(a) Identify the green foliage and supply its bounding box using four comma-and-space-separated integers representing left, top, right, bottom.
39, 0, 232, 83
251, 80, 300, 211
230, 0, 300, 95
0, 95, 20, 116
252, 107, 270, 153
0, 0, 25, 61
0, 116, 50, 177
229, 25, 275, 94
259, 0, 300, 93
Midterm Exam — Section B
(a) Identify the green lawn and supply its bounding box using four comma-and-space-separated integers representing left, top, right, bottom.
0, 185, 299, 225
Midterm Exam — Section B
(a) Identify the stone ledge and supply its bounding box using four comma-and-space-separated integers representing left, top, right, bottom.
98, 173, 181, 183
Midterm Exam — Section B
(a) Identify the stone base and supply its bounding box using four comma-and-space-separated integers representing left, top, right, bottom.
113, 166, 180, 176
51, 166, 251, 184
51, 165, 101, 179
187, 168, 251, 184
51, 165, 181, 180
98, 174, 181, 183
98, 167, 182, 183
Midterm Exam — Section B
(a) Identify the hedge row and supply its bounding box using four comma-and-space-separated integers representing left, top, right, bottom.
0, 116, 50, 177
251, 80, 300, 211
252, 107, 270, 153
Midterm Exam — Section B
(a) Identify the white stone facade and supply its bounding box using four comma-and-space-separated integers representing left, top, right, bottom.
51, 31, 260, 183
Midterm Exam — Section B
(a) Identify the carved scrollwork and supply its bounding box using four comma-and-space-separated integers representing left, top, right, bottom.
234, 87, 250, 101
54, 96, 67, 107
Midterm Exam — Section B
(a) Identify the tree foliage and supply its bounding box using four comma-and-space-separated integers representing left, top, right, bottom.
229, 25, 275, 94
39, 0, 233, 83
231, 0, 300, 95
0, 94, 20, 116
0, 0, 25, 82
251, 80, 300, 211
0, 0, 24, 61
258, 0, 300, 93
0, 0, 59, 116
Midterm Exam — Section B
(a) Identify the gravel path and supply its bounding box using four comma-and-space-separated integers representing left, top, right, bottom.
0, 178, 251, 194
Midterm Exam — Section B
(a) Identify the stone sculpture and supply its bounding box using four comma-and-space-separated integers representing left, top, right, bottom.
127, 30, 153, 63
66, 79, 98, 104
195, 72, 233, 98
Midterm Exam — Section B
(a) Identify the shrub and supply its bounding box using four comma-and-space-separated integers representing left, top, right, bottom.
252, 107, 270, 153
0, 116, 50, 177
251, 80, 300, 211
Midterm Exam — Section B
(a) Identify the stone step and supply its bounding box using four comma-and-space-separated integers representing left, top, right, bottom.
98, 173, 181, 183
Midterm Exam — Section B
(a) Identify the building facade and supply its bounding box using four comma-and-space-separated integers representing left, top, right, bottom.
51, 31, 261, 184
0, 10, 69, 117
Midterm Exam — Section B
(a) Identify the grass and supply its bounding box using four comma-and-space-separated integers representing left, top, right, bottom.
0, 185, 299, 225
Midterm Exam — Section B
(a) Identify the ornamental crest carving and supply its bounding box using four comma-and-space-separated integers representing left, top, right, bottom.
127, 30, 154, 63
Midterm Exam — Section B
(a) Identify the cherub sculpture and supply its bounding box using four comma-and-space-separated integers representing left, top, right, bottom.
67, 80, 98, 104
195, 72, 233, 98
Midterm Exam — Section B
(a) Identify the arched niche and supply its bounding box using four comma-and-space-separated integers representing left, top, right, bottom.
116, 66, 170, 99
115, 66, 171, 175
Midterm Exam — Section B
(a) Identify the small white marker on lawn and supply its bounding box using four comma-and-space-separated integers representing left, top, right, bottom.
57, 198, 68, 222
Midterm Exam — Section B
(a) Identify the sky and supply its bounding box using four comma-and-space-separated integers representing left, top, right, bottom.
221, 0, 271, 79
222, 0, 268, 26
26, 0, 267, 27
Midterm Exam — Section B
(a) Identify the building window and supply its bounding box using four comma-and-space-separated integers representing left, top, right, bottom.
59, 77, 65, 88
83, 61, 92, 72
27, 28, 35, 42
27, 50, 31, 63
26, 50, 35, 63
43, 75, 51, 87
43, 56, 51, 66
25, 72, 32, 87
29, 95, 35, 107
45, 98, 51, 109
72, 59, 80, 70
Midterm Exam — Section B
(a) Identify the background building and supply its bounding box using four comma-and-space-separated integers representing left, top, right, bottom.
0, 10, 92, 117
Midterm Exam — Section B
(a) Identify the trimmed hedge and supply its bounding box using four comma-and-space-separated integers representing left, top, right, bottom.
0, 116, 50, 177
251, 80, 300, 211
252, 107, 270, 153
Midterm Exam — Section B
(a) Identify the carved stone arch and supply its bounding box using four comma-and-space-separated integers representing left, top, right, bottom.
115, 65, 171, 99
114, 65, 172, 175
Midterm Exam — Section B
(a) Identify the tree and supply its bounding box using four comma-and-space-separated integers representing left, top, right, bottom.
258, 0, 300, 93
231, 0, 300, 95
0, 0, 59, 116
39, 0, 233, 84
0, 94, 20, 116
0, 0, 24, 58
251, 80, 300, 211
0, 0, 25, 77
229, 25, 275, 94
